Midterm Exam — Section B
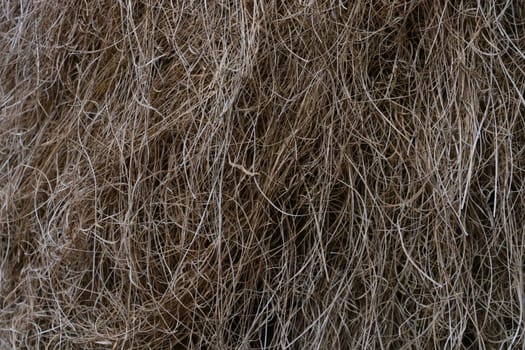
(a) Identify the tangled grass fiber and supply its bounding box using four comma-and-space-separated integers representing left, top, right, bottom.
1, 0, 525, 348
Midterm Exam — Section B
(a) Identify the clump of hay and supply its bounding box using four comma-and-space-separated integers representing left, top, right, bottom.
1, 1, 525, 348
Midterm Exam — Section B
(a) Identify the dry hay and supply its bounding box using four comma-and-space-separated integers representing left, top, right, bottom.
1, 1, 525, 349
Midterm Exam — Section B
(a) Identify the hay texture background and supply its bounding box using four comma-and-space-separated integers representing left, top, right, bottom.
1, 1, 525, 349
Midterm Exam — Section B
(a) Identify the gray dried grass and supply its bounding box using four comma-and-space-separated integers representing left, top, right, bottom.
1, 1, 525, 349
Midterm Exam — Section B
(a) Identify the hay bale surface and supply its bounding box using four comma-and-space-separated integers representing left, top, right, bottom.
1, 1, 525, 348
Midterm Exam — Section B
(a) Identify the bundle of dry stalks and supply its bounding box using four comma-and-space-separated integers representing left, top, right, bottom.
1, 0, 525, 348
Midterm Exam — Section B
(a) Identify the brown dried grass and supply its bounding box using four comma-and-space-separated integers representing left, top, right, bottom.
1, 1, 525, 348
